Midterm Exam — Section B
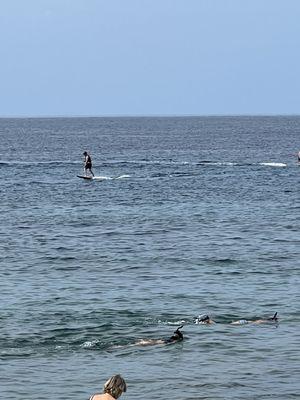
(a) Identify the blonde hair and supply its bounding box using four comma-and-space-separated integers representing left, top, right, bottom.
103, 375, 127, 399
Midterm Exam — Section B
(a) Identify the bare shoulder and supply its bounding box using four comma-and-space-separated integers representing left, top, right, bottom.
89, 394, 101, 400
90, 394, 112, 400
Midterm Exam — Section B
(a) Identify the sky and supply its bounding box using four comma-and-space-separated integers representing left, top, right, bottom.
0, 0, 300, 116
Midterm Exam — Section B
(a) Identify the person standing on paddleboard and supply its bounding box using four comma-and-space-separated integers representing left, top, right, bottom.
83, 151, 94, 177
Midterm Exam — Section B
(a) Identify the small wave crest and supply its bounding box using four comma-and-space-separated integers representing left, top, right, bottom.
158, 319, 187, 325
260, 162, 287, 167
197, 161, 238, 166
93, 176, 113, 180
114, 174, 130, 179
81, 339, 101, 348
92, 174, 130, 181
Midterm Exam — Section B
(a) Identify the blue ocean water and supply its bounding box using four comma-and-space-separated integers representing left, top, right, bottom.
0, 116, 299, 400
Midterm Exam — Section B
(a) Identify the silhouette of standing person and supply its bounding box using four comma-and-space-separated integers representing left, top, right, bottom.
83, 151, 94, 177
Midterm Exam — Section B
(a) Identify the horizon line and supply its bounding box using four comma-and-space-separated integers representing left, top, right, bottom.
0, 113, 300, 119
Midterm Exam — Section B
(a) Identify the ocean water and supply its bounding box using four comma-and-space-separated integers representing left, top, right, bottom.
0, 116, 299, 400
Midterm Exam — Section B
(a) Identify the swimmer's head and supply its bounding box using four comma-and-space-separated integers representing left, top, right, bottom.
200, 315, 210, 322
195, 314, 210, 324
83, 151, 88, 156
103, 375, 127, 399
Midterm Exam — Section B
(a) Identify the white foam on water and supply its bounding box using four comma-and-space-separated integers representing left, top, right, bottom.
114, 174, 130, 179
92, 176, 113, 180
81, 339, 100, 348
92, 174, 130, 180
260, 162, 287, 167
158, 319, 186, 325
200, 162, 237, 166
220, 162, 236, 166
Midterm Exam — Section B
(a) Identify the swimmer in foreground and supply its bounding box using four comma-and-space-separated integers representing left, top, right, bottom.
298, 150, 300, 163
231, 312, 278, 325
135, 325, 184, 346
164, 325, 184, 343
89, 375, 127, 400
194, 314, 215, 325
193, 312, 278, 325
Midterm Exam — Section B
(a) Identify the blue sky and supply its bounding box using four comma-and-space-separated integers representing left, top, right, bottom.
1, 0, 299, 116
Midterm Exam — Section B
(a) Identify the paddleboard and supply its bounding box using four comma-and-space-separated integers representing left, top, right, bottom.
77, 174, 130, 181
77, 175, 94, 180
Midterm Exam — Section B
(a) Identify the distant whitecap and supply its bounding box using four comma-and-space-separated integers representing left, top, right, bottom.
81, 339, 99, 348
260, 162, 287, 167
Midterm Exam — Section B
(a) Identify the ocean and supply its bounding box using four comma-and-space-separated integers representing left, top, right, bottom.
0, 116, 299, 400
